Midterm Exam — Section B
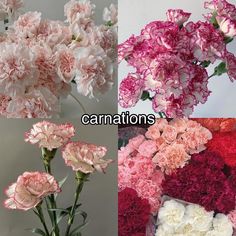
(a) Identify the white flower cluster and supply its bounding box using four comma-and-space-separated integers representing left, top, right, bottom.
156, 200, 233, 236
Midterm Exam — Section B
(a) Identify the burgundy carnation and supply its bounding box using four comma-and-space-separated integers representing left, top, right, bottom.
118, 188, 151, 236
162, 151, 236, 214
207, 131, 236, 167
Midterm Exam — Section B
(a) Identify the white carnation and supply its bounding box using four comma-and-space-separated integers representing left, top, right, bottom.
185, 204, 214, 232
158, 200, 185, 227
212, 214, 233, 236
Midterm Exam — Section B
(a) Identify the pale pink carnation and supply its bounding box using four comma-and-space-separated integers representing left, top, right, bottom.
103, 4, 118, 25
162, 125, 178, 143
0, 43, 38, 97
37, 20, 72, 49
119, 73, 144, 108
138, 140, 157, 158
145, 122, 161, 140
228, 210, 236, 229
74, 45, 113, 98
153, 143, 190, 174
25, 121, 75, 150
225, 52, 236, 81
6, 87, 60, 118
64, 0, 95, 25
13, 11, 41, 38
55, 45, 76, 83
179, 121, 212, 154
216, 16, 236, 38
166, 9, 191, 26
4, 172, 60, 211
127, 134, 145, 150
62, 141, 112, 173
0, 0, 23, 20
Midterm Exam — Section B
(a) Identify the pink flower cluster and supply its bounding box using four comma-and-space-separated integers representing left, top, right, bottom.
25, 121, 75, 150
119, 143, 164, 213
0, 0, 117, 118
118, 1, 236, 117
147, 119, 212, 174
62, 141, 112, 174
4, 172, 60, 211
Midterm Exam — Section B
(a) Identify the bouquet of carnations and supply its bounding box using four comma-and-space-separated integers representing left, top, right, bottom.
0, 0, 117, 118
118, 118, 236, 236
118, 0, 236, 117
4, 121, 112, 236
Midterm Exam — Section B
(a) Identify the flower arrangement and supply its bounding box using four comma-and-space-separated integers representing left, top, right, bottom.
118, 0, 236, 117
0, 0, 117, 118
4, 121, 112, 236
118, 118, 236, 236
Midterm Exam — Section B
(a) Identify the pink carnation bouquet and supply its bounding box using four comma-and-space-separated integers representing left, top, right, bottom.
118, 0, 236, 117
0, 0, 117, 118
4, 121, 112, 236
118, 118, 236, 236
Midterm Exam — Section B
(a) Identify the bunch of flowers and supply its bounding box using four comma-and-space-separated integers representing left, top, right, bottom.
156, 199, 233, 236
4, 121, 112, 236
0, 0, 23, 21
0, 0, 117, 118
118, 0, 236, 117
118, 188, 151, 236
118, 118, 236, 236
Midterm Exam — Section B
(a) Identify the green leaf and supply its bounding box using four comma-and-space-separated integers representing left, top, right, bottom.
27, 228, 46, 236
74, 210, 88, 223
224, 37, 234, 44
200, 60, 211, 68
48, 208, 70, 213
59, 176, 68, 188
69, 222, 88, 236
214, 62, 227, 76
141, 91, 151, 101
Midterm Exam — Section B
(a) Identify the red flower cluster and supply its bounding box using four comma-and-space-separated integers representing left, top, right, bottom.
118, 188, 151, 236
207, 131, 236, 167
162, 151, 236, 214
193, 118, 236, 132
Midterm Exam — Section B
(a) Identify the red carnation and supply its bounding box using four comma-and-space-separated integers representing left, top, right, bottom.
162, 151, 236, 214
207, 131, 236, 167
118, 188, 151, 236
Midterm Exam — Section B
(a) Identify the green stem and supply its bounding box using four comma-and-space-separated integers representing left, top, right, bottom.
159, 112, 164, 118
41, 148, 60, 236
65, 172, 87, 236
35, 205, 50, 236
208, 73, 216, 79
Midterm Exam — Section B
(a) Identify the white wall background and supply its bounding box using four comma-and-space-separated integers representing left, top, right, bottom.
118, 0, 236, 117
0, 0, 117, 117
0, 119, 117, 236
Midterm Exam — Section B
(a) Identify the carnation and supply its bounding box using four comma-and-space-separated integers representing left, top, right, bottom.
207, 131, 236, 167
118, 188, 151, 236
62, 141, 112, 173
25, 121, 75, 150
166, 9, 191, 26
4, 172, 60, 211
162, 151, 236, 214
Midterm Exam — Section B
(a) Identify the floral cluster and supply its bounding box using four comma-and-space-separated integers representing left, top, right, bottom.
118, 0, 236, 117
118, 118, 236, 236
156, 199, 233, 236
118, 188, 151, 236
0, 0, 117, 118
4, 120, 111, 236
4, 121, 112, 211
162, 151, 236, 214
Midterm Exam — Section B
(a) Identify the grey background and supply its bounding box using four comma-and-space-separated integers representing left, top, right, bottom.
0, 0, 118, 117
118, 0, 236, 117
0, 119, 117, 236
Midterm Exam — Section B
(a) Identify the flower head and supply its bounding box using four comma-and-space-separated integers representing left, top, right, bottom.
25, 121, 75, 150
4, 172, 60, 211
166, 9, 191, 26
103, 4, 117, 25
62, 141, 112, 173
